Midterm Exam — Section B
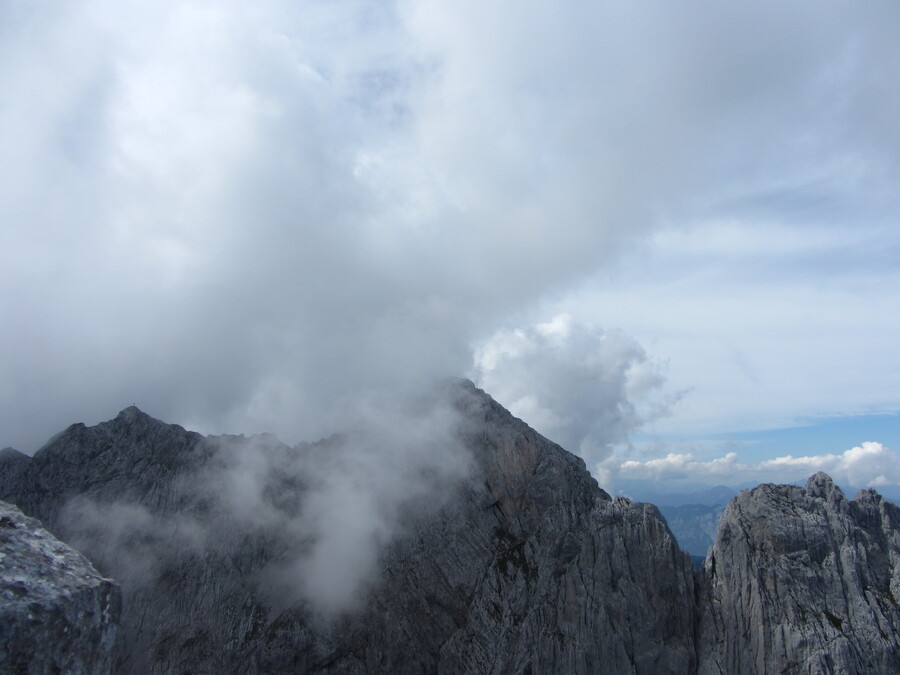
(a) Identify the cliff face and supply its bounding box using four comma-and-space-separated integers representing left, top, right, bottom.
4, 386, 900, 674
698, 472, 900, 674
0, 499, 121, 675
0, 382, 695, 674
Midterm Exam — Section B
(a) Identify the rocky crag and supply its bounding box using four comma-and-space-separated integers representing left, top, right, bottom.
1, 381, 899, 674
0, 498, 121, 674
698, 472, 900, 674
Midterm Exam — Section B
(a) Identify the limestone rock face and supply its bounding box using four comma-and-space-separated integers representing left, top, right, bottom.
697, 472, 900, 674
428, 388, 696, 674
0, 382, 695, 674
0, 499, 121, 675
5, 384, 900, 674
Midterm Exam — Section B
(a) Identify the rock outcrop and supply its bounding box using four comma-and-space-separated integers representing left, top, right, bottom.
698, 472, 900, 674
0, 499, 121, 675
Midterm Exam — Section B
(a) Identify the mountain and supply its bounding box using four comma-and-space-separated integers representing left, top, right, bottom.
615, 480, 737, 507
698, 472, 900, 673
620, 483, 735, 560
2, 382, 899, 674
0, 382, 695, 673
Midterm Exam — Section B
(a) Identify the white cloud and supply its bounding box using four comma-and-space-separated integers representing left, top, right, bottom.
472, 314, 675, 463
617, 441, 900, 488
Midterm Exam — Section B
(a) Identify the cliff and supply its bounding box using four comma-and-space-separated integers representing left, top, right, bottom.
2, 384, 899, 673
0, 382, 695, 673
698, 472, 900, 674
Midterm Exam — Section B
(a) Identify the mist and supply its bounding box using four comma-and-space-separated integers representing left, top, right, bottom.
57, 384, 474, 617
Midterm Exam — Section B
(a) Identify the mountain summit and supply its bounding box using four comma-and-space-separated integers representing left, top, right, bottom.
699, 472, 900, 673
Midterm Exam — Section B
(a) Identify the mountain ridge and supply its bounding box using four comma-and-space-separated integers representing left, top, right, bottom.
2, 381, 899, 673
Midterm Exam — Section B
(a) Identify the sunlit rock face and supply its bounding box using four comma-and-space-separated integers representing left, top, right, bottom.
0, 500, 120, 675
697, 472, 900, 675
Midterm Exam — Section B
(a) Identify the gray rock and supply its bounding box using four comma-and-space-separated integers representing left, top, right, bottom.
0, 499, 121, 675
697, 472, 900, 674
7, 382, 898, 675
0, 381, 695, 674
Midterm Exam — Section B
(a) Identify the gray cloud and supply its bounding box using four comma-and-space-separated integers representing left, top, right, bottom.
60, 495, 210, 587
2, 0, 899, 457
272, 395, 472, 615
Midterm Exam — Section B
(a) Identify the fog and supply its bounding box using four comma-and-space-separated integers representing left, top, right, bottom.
60, 384, 473, 616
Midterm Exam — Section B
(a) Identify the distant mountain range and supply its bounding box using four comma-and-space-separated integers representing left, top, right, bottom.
613, 480, 735, 506
2, 381, 899, 673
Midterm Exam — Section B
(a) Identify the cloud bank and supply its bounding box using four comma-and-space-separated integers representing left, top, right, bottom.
618, 441, 900, 489
0, 0, 685, 450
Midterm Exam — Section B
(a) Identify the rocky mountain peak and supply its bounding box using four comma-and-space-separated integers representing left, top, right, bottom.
805, 470, 845, 502
114, 405, 152, 423
0, 386, 695, 673
105, 406, 186, 440
3, 395, 900, 673
698, 471, 900, 674
0, 447, 29, 464
806, 469, 835, 490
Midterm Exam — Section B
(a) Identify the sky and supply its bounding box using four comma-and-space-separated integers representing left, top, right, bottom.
2, 0, 899, 492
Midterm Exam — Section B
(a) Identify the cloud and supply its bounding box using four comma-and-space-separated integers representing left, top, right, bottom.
0, 0, 686, 449
195, 384, 476, 616
1, 0, 899, 457
617, 441, 900, 489
259, 389, 473, 616
472, 314, 675, 463
60, 496, 209, 586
